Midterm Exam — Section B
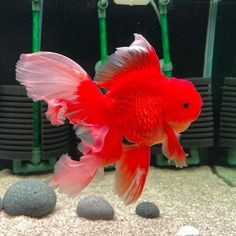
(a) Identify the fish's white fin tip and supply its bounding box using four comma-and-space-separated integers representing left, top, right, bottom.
175, 161, 188, 168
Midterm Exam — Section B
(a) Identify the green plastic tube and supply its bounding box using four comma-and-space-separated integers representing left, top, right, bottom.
158, 0, 172, 78
97, 0, 108, 63
32, 0, 42, 165
99, 17, 108, 63
13, 0, 58, 174
203, 0, 221, 78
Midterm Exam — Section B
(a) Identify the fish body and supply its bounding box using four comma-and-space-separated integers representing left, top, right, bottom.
16, 34, 202, 205
105, 77, 165, 146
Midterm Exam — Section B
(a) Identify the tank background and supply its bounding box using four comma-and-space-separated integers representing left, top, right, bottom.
211, 0, 236, 165
0, 0, 209, 86
1, 0, 235, 164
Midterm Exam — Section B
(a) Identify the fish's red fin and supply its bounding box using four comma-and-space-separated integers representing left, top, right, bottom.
16, 52, 90, 102
45, 99, 68, 126
76, 124, 123, 166
48, 154, 100, 196
48, 124, 122, 196
16, 52, 108, 126
65, 80, 109, 125
74, 124, 109, 154
162, 126, 188, 168
115, 144, 150, 205
95, 34, 162, 90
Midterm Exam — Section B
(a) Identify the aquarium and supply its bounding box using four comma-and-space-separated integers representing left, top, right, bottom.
0, 0, 236, 235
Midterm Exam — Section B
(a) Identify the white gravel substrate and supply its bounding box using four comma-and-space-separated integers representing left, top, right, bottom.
0, 166, 235, 236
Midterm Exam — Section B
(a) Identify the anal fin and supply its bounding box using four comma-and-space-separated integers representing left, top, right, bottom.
115, 144, 150, 205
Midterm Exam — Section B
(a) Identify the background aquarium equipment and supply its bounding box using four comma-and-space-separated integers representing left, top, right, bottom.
0, 0, 235, 173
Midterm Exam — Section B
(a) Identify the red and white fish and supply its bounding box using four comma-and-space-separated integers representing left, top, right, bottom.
16, 34, 202, 205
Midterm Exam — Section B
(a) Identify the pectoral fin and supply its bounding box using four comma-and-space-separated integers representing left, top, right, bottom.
162, 126, 187, 168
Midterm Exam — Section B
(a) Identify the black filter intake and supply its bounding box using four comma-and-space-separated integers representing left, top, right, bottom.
219, 77, 236, 148
180, 77, 214, 148
0, 85, 69, 161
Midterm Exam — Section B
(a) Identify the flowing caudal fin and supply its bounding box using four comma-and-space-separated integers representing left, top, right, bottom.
48, 154, 100, 196
115, 144, 150, 205
16, 52, 90, 102
16, 52, 108, 126
95, 33, 163, 90
49, 121, 122, 196
48, 122, 112, 196
49, 121, 121, 197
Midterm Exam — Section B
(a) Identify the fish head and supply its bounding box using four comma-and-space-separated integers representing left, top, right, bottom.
163, 78, 203, 133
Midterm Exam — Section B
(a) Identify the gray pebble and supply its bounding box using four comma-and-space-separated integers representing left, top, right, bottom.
135, 202, 160, 218
3, 179, 57, 217
77, 195, 114, 220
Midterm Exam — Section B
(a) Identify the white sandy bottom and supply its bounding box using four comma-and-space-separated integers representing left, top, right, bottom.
0, 166, 235, 236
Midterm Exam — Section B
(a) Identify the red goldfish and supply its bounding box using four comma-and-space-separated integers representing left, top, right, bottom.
16, 34, 202, 205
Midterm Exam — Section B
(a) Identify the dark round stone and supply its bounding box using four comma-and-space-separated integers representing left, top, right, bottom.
104, 165, 116, 172
2, 179, 57, 217
76, 195, 114, 220
135, 202, 160, 218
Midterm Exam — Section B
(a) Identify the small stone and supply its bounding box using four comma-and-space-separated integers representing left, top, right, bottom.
176, 226, 200, 236
3, 179, 57, 217
104, 165, 116, 172
0, 196, 2, 210
135, 202, 160, 218
77, 195, 114, 220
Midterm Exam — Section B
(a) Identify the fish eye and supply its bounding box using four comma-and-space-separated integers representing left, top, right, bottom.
183, 102, 189, 109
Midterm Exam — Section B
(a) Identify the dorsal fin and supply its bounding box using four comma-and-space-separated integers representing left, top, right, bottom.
95, 34, 161, 90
